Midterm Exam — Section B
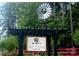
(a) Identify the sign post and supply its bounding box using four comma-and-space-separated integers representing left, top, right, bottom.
8, 28, 67, 56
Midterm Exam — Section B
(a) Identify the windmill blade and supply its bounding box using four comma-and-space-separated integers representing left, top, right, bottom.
37, 3, 52, 21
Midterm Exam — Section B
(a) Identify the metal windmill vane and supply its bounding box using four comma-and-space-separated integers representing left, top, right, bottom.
37, 3, 52, 21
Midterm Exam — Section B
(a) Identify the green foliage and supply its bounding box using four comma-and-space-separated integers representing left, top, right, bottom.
14, 3, 40, 29
73, 29, 79, 45
14, 2, 70, 30
0, 35, 18, 51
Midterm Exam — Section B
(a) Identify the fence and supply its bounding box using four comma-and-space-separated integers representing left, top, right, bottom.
57, 48, 79, 56
16, 48, 79, 56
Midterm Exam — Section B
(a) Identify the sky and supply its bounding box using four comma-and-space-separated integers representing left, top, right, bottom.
0, 2, 7, 40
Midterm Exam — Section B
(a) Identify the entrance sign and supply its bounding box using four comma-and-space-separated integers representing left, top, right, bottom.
27, 36, 46, 51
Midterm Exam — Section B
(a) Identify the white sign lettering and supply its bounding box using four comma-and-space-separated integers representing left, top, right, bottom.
27, 36, 46, 51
